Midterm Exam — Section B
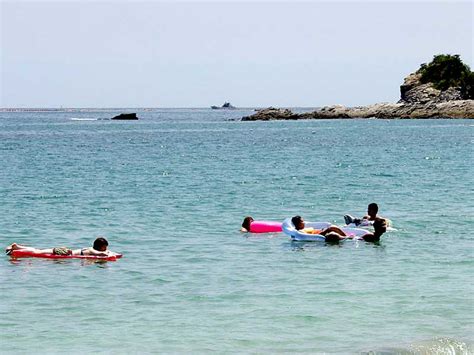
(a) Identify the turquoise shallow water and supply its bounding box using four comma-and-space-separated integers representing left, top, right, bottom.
0, 110, 473, 353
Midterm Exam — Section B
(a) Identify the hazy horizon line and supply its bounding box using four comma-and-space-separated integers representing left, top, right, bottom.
0, 106, 324, 110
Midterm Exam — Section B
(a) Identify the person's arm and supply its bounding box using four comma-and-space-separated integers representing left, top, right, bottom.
106, 250, 120, 257
82, 248, 109, 256
361, 232, 380, 243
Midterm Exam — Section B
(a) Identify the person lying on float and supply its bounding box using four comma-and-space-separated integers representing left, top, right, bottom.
240, 216, 282, 233
5, 237, 119, 257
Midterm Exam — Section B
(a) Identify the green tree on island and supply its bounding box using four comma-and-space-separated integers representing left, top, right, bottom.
418, 54, 473, 99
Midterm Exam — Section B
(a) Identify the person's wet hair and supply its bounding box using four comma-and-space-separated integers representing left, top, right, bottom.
292, 215, 303, 229
241, 216, 254, 231
93, 237, 109, 251
368, 203, 379, 213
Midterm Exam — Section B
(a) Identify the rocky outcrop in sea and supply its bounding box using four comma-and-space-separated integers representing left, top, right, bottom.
211, 102, 236, 109
242, 71, 473, 121
111, 113, 138, 120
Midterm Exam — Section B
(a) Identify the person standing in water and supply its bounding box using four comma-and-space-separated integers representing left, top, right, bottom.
358, 218, 387, 242
344, 203, 387, 226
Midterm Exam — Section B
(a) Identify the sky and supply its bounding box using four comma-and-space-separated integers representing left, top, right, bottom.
1, 1, 472, 108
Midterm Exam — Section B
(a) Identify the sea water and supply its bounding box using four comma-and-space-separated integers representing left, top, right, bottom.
0, 109, 472, 353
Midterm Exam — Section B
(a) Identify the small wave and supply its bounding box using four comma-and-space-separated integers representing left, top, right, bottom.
69, 118, 98, 121
424, 156, 441, 160
362, 337, 473, 355
371, 172, 396, 177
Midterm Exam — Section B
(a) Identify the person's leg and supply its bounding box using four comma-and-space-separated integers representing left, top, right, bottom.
6, 244, 54, 254
344, 215, 355, 225
321, 226, 347, 236
324, 232, 344, 242
33, 248, 55, 254
6, 243, 36, 252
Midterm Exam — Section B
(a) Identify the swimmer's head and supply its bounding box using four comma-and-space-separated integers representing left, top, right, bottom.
367, 203, 379, 218
292, 215, 305, 230
93, 237, 109, 251
241, 216, 254, 231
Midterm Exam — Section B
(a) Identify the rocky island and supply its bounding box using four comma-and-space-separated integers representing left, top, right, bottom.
242, 54, 473, 120
211, 102, 236, 109
111, 113, 138, 120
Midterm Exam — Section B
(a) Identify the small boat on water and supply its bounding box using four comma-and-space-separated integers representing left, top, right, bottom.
211, 102, 236, 109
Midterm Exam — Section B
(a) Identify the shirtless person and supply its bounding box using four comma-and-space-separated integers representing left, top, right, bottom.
358, 218, 387, 242
344, 203, 383, 226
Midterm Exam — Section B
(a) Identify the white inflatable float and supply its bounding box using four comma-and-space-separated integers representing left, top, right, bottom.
344, 217, 395, 231
345, 220, 374, 228
282, 218, 368, 242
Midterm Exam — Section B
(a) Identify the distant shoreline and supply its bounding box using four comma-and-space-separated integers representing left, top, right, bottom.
0, 107, 255, 112
2, 102, 473, 119
0, 107, 316, 113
